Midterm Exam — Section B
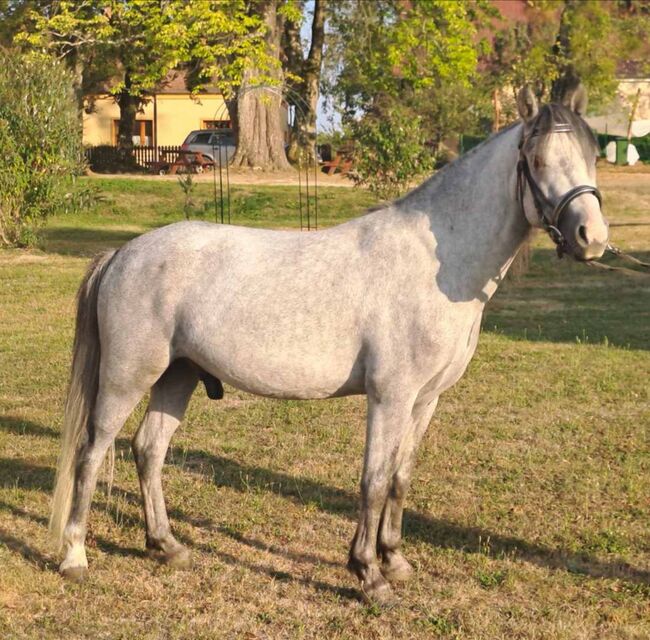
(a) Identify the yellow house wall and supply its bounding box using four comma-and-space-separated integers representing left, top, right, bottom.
82, 96, 133, 146
83, 93, 230, 146
156, 94, 229, 145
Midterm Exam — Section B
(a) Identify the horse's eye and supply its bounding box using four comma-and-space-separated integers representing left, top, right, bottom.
533, 155, 543, 170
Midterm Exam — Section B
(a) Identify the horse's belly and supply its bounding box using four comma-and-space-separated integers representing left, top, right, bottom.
179, 328, 365, 400
202, 355, 363, 400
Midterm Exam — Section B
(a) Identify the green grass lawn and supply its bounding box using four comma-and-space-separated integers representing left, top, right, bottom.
43, 178, 377, 256
0, 174, 648, 639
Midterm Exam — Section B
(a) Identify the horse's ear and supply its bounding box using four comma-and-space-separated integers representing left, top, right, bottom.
563, 82, 588, 115
516, 86, 539, 123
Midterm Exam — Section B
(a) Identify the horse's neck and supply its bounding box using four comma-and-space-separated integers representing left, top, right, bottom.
400, 124, 529, 304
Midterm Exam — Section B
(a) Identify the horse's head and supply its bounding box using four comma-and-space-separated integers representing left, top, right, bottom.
516, 85, 608, 261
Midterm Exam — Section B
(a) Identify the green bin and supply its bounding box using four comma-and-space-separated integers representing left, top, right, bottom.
615, 139, 628, 165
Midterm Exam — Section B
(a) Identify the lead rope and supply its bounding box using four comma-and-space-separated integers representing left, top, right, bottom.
605, 244, 650, 268
584, 260, 648, 276
585, 245, 650, 277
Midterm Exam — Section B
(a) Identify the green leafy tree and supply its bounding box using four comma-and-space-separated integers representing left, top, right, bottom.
0, 50, 85, 247
486, 0, 650, 117
0, 1, 50, 46
16, 1, 266, 152
326, 0, 488, 197
550, 1, 618, 106
348, 105, 435, 200
614, 0, 650, 79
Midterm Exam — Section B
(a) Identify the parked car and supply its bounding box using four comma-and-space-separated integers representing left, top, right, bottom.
181, 129, 236, 165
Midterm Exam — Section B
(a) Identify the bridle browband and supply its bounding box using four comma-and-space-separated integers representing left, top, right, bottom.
516, 120, 602, 257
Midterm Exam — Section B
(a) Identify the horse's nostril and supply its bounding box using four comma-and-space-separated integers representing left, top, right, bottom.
578, 225, 589, 245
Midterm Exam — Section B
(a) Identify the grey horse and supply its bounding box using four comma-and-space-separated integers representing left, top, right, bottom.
51, 85, 608, 605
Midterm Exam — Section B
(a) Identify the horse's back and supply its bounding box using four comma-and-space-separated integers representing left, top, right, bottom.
97, 220, 373, 398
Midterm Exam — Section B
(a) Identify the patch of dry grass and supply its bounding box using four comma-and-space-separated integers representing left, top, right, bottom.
1, 177, 648, 639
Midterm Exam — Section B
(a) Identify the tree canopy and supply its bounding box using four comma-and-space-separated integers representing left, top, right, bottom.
14, 0, 268, 149
324, 0, 491, 196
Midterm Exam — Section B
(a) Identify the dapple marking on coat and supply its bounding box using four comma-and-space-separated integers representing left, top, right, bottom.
50, 86, 608, 604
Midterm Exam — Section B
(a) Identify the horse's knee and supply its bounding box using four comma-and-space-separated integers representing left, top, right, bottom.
361, 471, 392, 505
390, 471, 410, 501
131, 426, 149, 465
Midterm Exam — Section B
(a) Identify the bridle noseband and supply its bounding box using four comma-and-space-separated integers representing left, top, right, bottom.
516, 122, 602, 257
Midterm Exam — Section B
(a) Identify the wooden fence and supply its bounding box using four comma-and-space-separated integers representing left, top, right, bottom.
85, 145, 183, 172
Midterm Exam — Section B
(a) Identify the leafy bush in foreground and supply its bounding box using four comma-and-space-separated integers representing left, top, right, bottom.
0, 50, 85, 247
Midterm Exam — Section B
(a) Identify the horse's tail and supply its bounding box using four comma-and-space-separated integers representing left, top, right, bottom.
50, 250, 117, 550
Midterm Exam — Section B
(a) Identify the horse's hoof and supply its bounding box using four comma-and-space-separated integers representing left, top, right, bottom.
381, 554, 414, 583
60, 565, 88, 583
361, 579, 398, 608
163, 546, 192, 570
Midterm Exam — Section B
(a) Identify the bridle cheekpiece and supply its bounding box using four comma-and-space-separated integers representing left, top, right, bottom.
516, 120, 602, 257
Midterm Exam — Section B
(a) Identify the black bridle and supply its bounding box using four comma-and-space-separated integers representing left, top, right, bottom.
516, 123, 602, 257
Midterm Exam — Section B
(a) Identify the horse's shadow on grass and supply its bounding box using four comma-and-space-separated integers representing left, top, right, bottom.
174, 447, 650, 587
40, 226, 143, 258
1, 415, 648, 591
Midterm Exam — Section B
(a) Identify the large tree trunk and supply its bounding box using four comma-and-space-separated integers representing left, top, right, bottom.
225, 98, 239, 144
231, 0, 291, 170
116, 71, 137, 153
285, 0, 327, 165
551, 0, 579, 102
70, 50, 85, 115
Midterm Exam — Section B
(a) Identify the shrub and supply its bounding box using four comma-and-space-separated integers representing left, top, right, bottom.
0, 50, 85, 247
349, 106, 435, 200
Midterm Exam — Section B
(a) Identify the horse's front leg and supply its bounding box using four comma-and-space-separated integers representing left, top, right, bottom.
377, 397, 439, 584
348, 395, 414, 606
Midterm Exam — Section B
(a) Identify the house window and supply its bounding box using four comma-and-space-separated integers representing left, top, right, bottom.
202, 119, 231, 130
113, 119, 153, 146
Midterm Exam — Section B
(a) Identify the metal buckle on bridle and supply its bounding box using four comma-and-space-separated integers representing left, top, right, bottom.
545, 223, 563, 246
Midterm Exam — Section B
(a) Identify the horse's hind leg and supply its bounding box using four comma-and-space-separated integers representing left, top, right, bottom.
60, 383, 150, 581
378, 397, 438, 584
132, 359, 198, 568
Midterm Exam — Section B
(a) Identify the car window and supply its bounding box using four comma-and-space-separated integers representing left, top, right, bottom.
210, 133, 235, 146
192, 133, 212, 145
